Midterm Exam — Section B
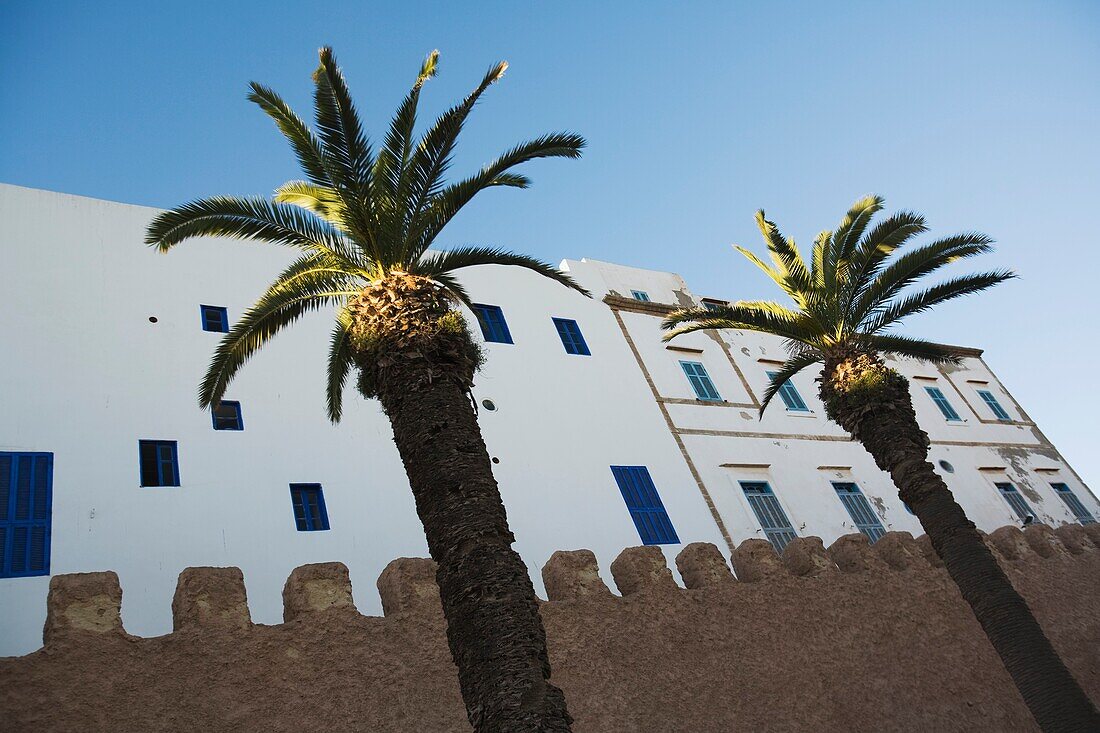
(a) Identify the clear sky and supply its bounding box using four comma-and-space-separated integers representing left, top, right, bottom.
3, 1, 1098, 489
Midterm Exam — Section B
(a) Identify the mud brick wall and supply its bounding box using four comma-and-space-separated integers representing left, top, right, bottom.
1, 523, 1098, 732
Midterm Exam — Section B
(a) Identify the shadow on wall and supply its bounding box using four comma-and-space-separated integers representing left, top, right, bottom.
1, 523, 1098, 733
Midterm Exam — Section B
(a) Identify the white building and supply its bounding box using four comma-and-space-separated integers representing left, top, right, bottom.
1, 183, 1095, 656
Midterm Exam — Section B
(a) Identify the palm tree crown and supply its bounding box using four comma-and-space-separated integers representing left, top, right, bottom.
146, 47, 588, 421
662, 195, 1014, 411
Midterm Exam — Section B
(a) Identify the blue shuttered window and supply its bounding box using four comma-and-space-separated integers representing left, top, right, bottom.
552, 318, 590, 356
472, 304, 513, 344
139, 440, 179, 487
610, 466, 679, 545
740, 481, 798, 552
0, 452, 53, 578
925, 387, 962, 421
977, 390, 1011, 421
680, 361, 721, 401
766, 371, 809, 412
996, 482, 1035, 523
833, 482, 886, 543
290, 484, 330, 531
1051, 483, 1096, 525
630, 290, 650, 302
200, 305, 229, 333
212, 401, 244, 431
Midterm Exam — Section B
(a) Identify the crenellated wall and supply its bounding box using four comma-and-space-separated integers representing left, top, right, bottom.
2, 523, 1099, 732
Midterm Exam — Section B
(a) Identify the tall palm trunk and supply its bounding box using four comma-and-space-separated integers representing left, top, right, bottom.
821, 352, 1099, 732
352, 275, 572, 732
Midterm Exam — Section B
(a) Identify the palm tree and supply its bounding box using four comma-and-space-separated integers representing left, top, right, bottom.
662, 195, 1099, 732
147, 48, 583, 732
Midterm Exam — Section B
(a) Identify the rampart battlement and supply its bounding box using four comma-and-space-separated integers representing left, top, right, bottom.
33, 523, 1099, 650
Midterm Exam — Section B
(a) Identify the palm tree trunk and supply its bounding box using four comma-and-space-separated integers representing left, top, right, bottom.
378, 366, 572, 733
821, 353, 1099, 733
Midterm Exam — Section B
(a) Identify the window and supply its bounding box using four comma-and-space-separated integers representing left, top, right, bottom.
630, 290, 651, 302
996, 482, 1034, 523
290, 484, 330, 531
924, 386, 962, 421
680, 361, 721, 401
702, 298, 727, 312
0, 453, 52, 578
211, 401, 244, 431
552, 318, 590, 356
767, 371, 809, 412
833, 482, 886, 542
740, 481, 798, 553
471, 304, 513, 344
139, 440, 179, 487
1051, 483, 1096, 525
610, 466, 679, 545
200, 305, 229, 333
976, 390, 1011, 421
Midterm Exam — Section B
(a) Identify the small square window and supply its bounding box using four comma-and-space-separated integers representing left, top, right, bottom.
200, 305, 229, 333
212, 401, 244, 431
631, 290, 651, 302
552, 318, 590, 356
139, 440, 179, 487
290, 484, 330, 531
471, 304, 513, 344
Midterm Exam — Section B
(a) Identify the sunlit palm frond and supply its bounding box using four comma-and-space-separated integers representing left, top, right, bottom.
859, 333, 962, 365
865, 270, 1016, 333
663, 302, 823, 345
248, 83, 334, 188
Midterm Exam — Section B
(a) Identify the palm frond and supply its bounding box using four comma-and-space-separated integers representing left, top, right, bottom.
860, 333, 963, 365
198, 287, 357, 409
662, 302, 824, 345
754, 210, 813, 301
373, 50, 439, 217
411, 246, 590, 297
273, 180, 350, 228
852, 232, 995, 323
400, 62, 509, 261
843, 211, 928, 312
313, 47, 373, 189
325, 308, 354, 423
145, 196, 359, 266
410, 133, 585, 257
247, 83, 334, 187
830, 195, 884, 280
866, 270, 1016, 332
759, 350, 822, 415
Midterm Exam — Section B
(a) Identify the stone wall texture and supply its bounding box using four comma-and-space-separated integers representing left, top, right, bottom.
2, 523, 1098, 732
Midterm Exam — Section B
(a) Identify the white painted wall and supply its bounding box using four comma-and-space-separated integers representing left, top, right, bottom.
0, 185, 1094, 657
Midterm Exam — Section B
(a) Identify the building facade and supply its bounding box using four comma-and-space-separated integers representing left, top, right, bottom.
1, 183, 1095, 656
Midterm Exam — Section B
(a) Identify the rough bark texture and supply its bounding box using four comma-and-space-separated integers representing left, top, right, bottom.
820, 351, 1100, 733
2, 536, 1098, 732
349, 274, 571, 732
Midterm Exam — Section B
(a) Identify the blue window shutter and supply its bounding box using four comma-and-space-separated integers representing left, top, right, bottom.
552, 318, 590, 356
200, 305, 229, 333
996, 482, 1035, 522
610, 466, 679, 545
472, 304, 513, 344
630, 290, 650, 302
1, 452, 53, 578
925, 387, 962, 421
1050, 483, 1096, 525
139, 441, 179, 487
740, 481, 798, 553
832, 482, 886, 542
766, 371, 809, 412
977, 390, 1011, 421
290, 484, 330, 531
680, 361, 721, 401
212, 401, 244, 431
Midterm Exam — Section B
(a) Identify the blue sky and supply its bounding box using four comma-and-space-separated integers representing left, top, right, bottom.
3, 1, 1098, 489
